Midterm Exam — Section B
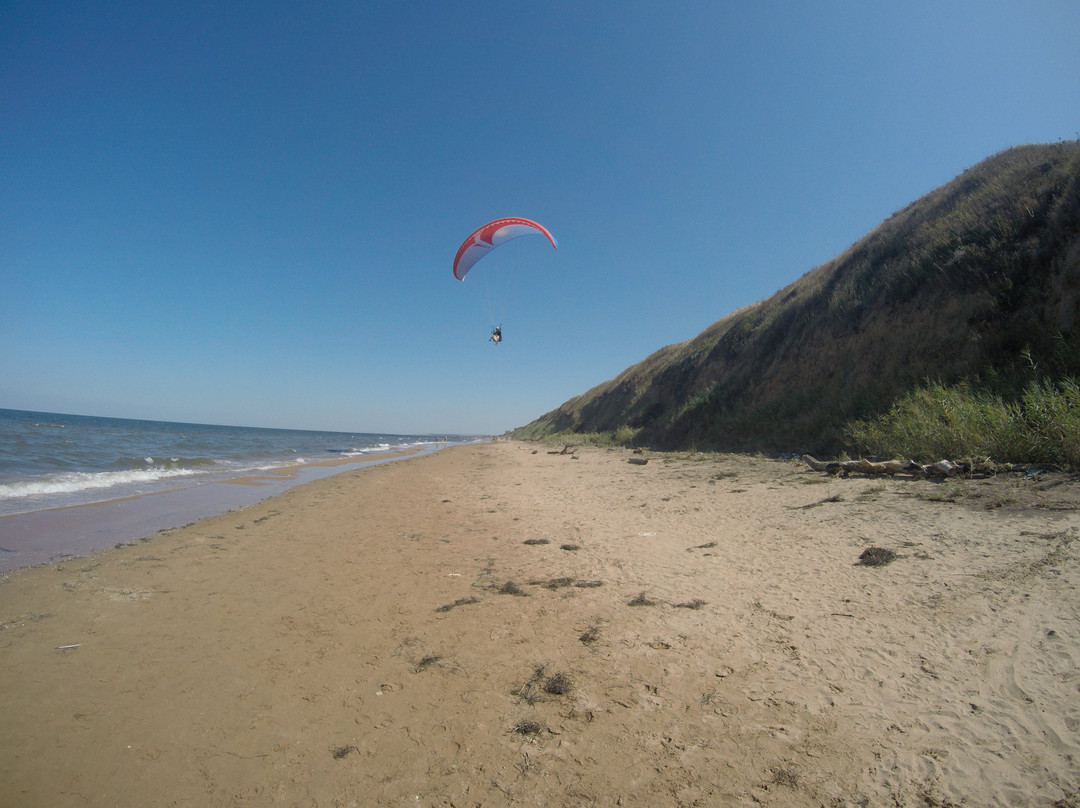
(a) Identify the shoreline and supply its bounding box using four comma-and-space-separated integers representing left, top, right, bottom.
1, 442, 1077, 806
0, 445, 432, 573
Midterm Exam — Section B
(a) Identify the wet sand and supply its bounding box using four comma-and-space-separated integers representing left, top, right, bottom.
0, 446, 426, 573
1, 442, 1077, 806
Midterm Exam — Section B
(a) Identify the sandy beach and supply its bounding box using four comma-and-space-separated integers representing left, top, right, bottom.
1, 442, 1077, 807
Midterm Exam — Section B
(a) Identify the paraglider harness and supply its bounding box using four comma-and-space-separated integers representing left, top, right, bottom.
490, 325, 502, 345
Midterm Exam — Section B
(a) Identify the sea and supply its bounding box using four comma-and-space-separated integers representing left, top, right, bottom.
0, 408, 480, 572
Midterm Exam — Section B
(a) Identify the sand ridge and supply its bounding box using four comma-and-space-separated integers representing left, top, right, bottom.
0, 442, 1077, 806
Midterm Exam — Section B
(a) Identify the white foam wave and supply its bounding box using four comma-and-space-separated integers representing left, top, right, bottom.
346, 441, 432, 456
0, 467, 201, 500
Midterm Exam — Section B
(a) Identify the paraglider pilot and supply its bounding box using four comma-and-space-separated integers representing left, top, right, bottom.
490, 326, 502, 344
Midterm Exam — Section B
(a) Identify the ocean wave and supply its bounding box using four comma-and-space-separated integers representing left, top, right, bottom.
111, 456, 218, 469
0, 467, 202, 500
343, 441, 432, 456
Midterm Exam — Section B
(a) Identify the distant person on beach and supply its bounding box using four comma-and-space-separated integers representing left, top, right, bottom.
490, 326, 502, 344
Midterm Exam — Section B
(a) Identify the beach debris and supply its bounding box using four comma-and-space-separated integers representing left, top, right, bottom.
548, 444, 577, 455
579, 625, 602, 644
522, 575, 600, 589
330, 745, 358, 759
543, 576, 575, 589
523, 538, 550, 545
560, 543, 581, 551
628, 457, 649, 465
413, 654, 442, 673
799, 493, 844, 509
856, 547, 897, 566
628, 591, 658, 607
497, 580, 529, 596
512, 720, 543, 735
55, 643, 81, 651
802, 454, 1015, 478
751, 600, 794, 621
543, 672, 573, 695
770, 766, 800, 788
435, 596, 480, 612
513, 665, 574, 702
513, 667, 546, 703
674, 599, 707, 609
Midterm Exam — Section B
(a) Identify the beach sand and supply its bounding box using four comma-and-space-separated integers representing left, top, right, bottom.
1, 442, 1077, 807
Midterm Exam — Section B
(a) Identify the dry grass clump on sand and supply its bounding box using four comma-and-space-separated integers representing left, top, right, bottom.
543, 672, 573, 695
857, 547, 897, 566
513, 665, 575, 703
688, 541, 718, 551
542, 576, 575, 590
496, 580, 528, 596
435, 596, 480, 612
674, 598, 707, 609
511, 720, 543, 736
578, 625, 602, 644
413, 654, 441, 673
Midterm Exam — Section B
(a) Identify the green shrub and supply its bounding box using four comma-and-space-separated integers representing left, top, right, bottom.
844, 377, 1080, 466
1019, 378, 1080, 465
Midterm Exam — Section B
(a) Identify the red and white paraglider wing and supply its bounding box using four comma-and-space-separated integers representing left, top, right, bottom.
452, 217, 558, 281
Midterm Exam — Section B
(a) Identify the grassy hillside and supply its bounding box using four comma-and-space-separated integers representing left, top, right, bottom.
511, 142, 1080, 460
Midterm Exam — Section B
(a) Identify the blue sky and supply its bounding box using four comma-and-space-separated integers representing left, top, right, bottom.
3, 1, 1078, 435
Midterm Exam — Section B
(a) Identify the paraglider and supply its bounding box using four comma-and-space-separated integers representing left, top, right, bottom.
453, 217, 557, 281
453, 217, 558, 343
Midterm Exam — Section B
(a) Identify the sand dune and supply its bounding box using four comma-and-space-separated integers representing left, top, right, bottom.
1, 442, 1077, 806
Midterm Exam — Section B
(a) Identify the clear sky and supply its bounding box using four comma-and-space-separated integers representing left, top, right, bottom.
3, 1, 1078, 435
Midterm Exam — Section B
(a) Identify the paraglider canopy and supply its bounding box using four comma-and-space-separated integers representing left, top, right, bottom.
453, 217, 558, 281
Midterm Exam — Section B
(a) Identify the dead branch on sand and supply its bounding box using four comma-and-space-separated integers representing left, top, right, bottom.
802, 455, 1015, 479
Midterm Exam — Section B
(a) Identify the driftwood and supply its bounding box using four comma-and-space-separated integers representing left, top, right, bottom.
548, 445, 577, 455
627, 457, 649, 466
802, 455, 1013, 478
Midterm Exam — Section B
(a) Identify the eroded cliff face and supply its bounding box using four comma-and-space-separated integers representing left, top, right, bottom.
514, 142, 1080, 454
